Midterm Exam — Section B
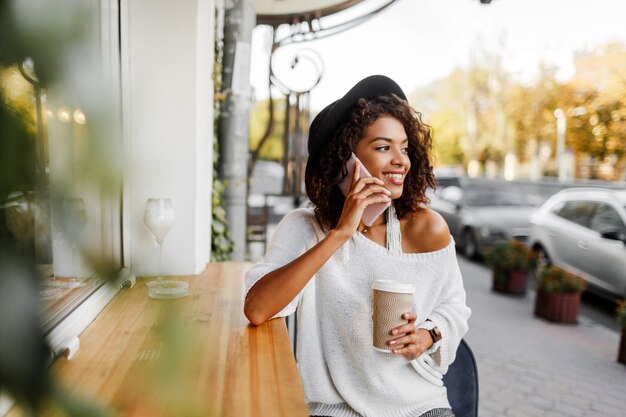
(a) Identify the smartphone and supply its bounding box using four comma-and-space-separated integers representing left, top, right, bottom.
337, 152, 391, 226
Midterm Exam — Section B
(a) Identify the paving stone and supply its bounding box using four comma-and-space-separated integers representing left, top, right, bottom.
477, 406, 499, 417
497, 389, 528, 405
480, 400, 503, 414
479, 380, 500, 396
504, 361, 533, 374
550, 402, 585, 417
521, 367, 552, 382
598, 392, 626, 409
509, 379, 536, 395
486, 373, 516, 388
505, 402, 554, 417
590, 401, 626, 417
559, 393, 591, 409
526, 394, 555, 410
538, 380, 571, 395
459, 257, 626, 417
486, 393, 517, 409
544, 412, 572, 417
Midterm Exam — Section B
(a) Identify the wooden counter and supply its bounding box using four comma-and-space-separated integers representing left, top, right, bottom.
10, 262, 308, 417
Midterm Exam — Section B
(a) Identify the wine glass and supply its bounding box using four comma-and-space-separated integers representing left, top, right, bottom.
143, 198, 175, 280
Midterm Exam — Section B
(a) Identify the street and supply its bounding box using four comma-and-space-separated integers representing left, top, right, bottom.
460, 255, 626, 417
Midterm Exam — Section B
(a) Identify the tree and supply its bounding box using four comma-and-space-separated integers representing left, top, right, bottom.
249, 97, 285, 162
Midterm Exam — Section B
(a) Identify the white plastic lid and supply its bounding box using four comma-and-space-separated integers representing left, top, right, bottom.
371, 280, 415, 293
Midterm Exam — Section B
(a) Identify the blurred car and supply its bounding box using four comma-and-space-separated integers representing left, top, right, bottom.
528, 187, 626, 299
430, 185, 537, 259
427, 167, 466, 201
433, 166, 466, 189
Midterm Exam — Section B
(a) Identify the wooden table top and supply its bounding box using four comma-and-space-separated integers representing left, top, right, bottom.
9, 262, 308, 417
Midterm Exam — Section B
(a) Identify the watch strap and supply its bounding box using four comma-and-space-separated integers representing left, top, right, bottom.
417, 320, 442, 354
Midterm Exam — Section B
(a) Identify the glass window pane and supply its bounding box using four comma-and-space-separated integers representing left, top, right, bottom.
589, 203, 626, 234
556, 201, 595, 228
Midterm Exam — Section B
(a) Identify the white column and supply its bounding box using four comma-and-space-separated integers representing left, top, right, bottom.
121, 0, 214, 275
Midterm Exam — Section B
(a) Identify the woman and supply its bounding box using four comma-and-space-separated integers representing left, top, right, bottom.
244, 75, 471, 417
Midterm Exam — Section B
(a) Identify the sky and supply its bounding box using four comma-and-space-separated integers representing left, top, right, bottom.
250, 0, 626, 112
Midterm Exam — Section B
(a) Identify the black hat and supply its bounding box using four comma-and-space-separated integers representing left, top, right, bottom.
307, 75, 407, 167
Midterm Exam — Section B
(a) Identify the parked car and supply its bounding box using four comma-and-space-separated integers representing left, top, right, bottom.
430, 185, 537, 259
429, 167, 465, 194
528, 187, 626, 300
433, 166, 466, 189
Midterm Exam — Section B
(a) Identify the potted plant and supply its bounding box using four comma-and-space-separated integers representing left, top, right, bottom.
616, 300, 626, 365
485, 240, 537, 295
534, 265, 586, 323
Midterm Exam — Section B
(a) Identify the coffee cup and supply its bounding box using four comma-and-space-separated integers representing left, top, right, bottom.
372, 280, 415, 352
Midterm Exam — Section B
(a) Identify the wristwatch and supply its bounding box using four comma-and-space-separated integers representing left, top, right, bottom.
427, 325, 442, 344
421, 320, 442, 344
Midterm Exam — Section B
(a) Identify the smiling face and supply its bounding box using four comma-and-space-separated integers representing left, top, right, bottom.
354, 116, 411, 200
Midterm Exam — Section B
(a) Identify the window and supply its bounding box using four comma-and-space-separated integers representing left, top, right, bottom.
556, 200, 595, 228
0, 1, 123, 334
589, 203, 626, 234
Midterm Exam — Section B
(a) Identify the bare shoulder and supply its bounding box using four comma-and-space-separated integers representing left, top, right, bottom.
402, 208, 451, 253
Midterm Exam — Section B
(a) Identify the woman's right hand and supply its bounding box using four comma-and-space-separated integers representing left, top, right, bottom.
335, 161, 391, 238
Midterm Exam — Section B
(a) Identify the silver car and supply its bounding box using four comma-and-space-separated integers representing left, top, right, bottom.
528, 188, 626, 299
430, 186, 537, 259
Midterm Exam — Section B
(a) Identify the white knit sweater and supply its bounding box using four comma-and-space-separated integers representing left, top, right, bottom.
245, 208, 471, 417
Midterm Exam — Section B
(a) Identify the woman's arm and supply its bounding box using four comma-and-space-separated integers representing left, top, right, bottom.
414, 213, 470, 369
244, 163, 391, 326
244, 227, 349, 325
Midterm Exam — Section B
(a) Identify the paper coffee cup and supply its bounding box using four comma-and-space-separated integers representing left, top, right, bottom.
372, 280, 415, 353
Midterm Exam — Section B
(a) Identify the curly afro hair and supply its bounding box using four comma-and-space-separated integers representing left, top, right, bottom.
305, 94, 436, 231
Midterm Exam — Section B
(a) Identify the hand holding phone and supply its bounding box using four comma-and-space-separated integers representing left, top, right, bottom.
337, 153, 391, 226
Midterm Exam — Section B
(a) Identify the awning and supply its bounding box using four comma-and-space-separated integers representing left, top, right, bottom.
256, 0, 364, 25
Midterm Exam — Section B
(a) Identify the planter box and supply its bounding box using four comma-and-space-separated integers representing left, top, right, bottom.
492, 270, 529, 295
534, 290, 580, 324
619, 331, 626, 365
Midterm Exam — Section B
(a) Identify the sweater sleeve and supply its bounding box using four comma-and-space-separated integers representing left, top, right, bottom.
417, 247, 471, 374
244, 208, 321, 319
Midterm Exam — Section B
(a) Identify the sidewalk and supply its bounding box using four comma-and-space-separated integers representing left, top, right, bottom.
460, 257, 626, 417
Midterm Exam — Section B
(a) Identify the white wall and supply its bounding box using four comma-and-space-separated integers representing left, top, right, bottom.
121, 0, 214, 275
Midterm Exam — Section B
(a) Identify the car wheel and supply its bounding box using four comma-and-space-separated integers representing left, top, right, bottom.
461, 228, 479, 259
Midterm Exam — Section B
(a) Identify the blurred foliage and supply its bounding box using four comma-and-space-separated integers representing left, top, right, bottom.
0, 249, 50, 414
123, 303, 212, 417
211, 11, 234, 262
416, 41, 626, 179
485, 240, 537, 272
0, 85, 37, 203
0, 0, 49, 410
0, 0, 89, 87
0, 0, 118, 414
537, 265, 587, 295
249, 97, 286, 162
427, 107, 464, 166
2, 0, 227, 415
